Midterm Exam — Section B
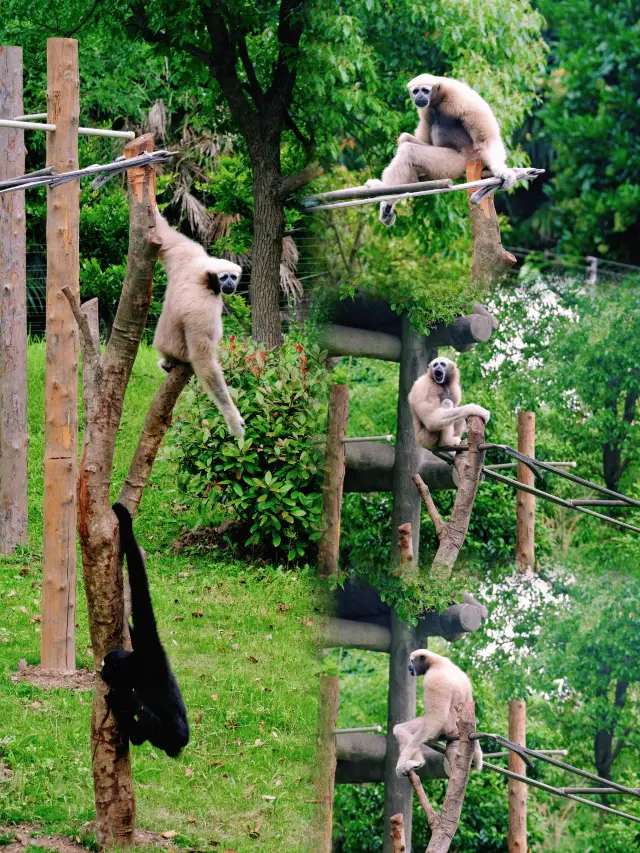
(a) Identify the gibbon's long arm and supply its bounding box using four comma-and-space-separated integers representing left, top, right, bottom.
112, 503, 160, 647
412, 400, 490, 433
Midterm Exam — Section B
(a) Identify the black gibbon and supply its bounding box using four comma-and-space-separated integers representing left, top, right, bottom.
408, 357, 490, 449
370, 74, 517, 226
153, 210, 245, 437
394, 649, 483, 776
100, 503, 189, 757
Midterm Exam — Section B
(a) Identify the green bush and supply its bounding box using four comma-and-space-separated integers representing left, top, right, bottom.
168, 336, 328, 562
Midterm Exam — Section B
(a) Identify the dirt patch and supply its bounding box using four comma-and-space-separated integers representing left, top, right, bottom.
0, 760, 12, 780
172, 519, 252, 555
0, 825, 179, 852
10, 662, 95, 691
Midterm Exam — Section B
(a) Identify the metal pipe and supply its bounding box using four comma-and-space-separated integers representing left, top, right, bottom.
485, 461, 576, 471
344, 435, 394, 443
569, 499, 632, 507
482, 761, 640, 824
303, 178, 453, 204
333, 725, 383, 734
484, 749, 568, 759
562, 787, 640, 795
13, 113, 47, 120
0, 117, 135, 139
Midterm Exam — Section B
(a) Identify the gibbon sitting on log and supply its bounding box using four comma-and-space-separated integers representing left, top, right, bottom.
408, 357, 490, 449
369, 74, 517, 226
394, 649, 483, 776
153, 210, 245, 437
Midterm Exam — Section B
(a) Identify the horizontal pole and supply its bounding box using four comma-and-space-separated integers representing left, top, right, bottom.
484, 748, 568, 759
0, 117, 135, 139
334, 726, 383, 734
303, 178, 453, 204
303, 167, 544, 212
569, 499, 632, 507
13, 112, 47, 120
562, 787, 640, 795
344, 435, 394, 443
483, 469, 640, 534
485, 461, 576, 471
483, 761, 640, 825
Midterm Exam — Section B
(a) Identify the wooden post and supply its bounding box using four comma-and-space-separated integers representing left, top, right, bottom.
314, 676, 339, 853
515, 412, 535, 572
383, 317, 431, 853
508, 700, 527, 853
466, 161, 516, 283
318, 383, 349, 579
41, 37, 80, 672
0, 46, 28, 554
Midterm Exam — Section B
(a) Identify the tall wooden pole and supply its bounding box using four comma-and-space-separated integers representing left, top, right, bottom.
383, 317, 432, 853
515, 412, 535, 573
41, 38, 80, 671
508, 700, 527, 853
0, 46, 28, 554
314, 676, 340, 852
318, 384, 349, 579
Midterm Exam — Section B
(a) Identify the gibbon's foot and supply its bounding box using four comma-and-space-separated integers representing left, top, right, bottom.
396, 757, 425, 778
379, 202, 396, 227
226, 412, 245, 438
494, 168, 517, 191
364, 178, 384, 189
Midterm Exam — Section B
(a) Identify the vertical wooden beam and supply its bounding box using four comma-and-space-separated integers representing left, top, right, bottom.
466, 161, 516, 284
390, 814, 407, 853
508, 700, 527, 853
314, 676, 339, 853
383, 317, 431, 853
0, 46, 27, 554
515, 412, 535, 573
318, 383, 349, 579
41, 37, 79, 672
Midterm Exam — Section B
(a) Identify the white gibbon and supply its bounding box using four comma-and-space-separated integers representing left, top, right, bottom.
153, 210, 245, 437
408, 357, 490, 450
370, 74, 517, 226
394, 649, 483, 777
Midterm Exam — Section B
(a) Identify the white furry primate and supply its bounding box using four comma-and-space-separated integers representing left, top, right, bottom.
394, 649, 483, 777
153, 210, 245, 437
370, 74, 517, 226
408, 357, 490, 449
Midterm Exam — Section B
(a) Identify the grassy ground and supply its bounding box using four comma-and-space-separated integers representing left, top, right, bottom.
0, 341, 320, 852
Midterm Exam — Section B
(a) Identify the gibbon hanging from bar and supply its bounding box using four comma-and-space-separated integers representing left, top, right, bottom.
154, 210, 245, 437
369, 74, 517, 226
409, 357, 490, 450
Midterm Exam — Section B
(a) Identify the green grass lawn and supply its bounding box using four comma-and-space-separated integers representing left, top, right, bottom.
0, 341, 320, 852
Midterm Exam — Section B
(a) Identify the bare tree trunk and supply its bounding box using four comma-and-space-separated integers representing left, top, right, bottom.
466, 161, 516, 284
0, 45, 28, 554
508, 700, 527, 853
250, 157, 284, 347
318, 384, 349, 579
314, 676, 339, 852
515, 412, 535, 573
41, 37, 79, 671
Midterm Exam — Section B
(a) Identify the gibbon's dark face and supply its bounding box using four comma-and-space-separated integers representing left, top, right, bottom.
101, 649, 136, 687
219, 272, 239, 295
411, 84, 432, 109
408, 652, 430, 677
430, 359, 451, 385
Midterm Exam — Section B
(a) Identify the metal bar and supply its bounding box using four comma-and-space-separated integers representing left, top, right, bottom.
482, 762, 640, 824
485, 461, 576, 471
79, 126, 135, 140
304, 178, 453, 204
485, 749, 568, 759
483, 470, 640, 534
0, 167, 56, 190
333, 725, 383, 734
343, 435, 394, 443
562, 788, 640, 795
0, 117, 56, 131
13, 112, 47, 120
569, 499, 632, 507
473, 733, 640, 800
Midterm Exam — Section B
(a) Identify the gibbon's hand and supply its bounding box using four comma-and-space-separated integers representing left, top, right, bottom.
379, 201, 396, 227
467, 405, 491, 424
494, 168, 517, 191
226, 412, 245, 437
396, 756, 425, 777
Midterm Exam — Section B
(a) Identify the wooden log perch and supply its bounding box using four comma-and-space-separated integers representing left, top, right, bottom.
414, 415, 487, 583
390, 814, 407, 853
466, 161, 516, 284
314, 676, 340, 853
406, 703, 477, 853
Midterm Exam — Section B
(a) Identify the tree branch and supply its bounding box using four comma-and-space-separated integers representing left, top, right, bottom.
129, 3, 212, 63
219, 0, 264, 105
407, 771, 439, 831
118, 363, 193, 516
413, 474, 447, 539
61, 286, 98, 361
266, 0, 306, 109
389, 814, 407, 853
285, 109, 313, 150
279, 161, 322, 199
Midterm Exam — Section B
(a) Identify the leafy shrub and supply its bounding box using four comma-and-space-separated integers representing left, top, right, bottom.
168, 336, 328, 562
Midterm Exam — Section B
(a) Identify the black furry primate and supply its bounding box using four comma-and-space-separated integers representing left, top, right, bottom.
100, 503, 189, 757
